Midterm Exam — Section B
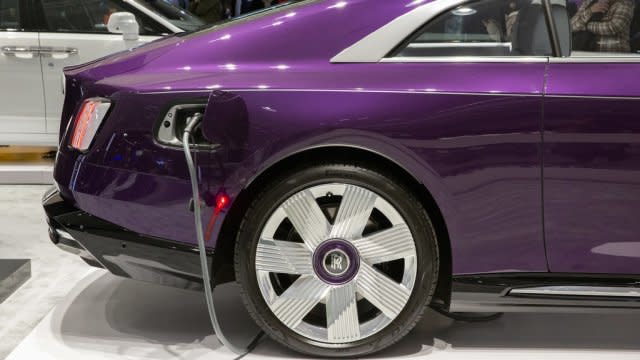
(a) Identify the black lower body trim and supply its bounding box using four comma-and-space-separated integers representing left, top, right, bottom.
450, 273, 640, 313
42, 186, 211, 290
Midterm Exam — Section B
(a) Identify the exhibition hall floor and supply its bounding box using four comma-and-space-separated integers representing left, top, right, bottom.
3, 185, 640, 360
7, 272, 640, 359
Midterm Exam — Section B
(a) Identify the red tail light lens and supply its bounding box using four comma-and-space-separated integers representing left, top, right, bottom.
70, 98, 111, 151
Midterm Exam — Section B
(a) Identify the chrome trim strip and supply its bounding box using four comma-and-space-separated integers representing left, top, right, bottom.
141, 88, 542, 97
545, 94, 640, 100
331, 0, 469, 63
381, 56, 548, 63
550, 56, 640, 63
407, 42, 512, 49
38, 47, 78, 56
510, 286, 640, 298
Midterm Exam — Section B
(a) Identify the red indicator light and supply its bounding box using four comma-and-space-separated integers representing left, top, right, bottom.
205, 192, 231, 243
215, 193, 230, 212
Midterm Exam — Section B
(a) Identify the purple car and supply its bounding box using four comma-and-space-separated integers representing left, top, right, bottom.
43, 0, 640, 356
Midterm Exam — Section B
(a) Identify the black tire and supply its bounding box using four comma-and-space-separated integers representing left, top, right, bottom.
234, 163, 440, 357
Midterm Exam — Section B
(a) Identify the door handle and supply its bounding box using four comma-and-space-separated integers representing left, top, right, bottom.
1, 46, 38, 59
39, 47, 79, 59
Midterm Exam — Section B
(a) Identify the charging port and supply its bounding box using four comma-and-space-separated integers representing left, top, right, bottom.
156, 104, 213, 148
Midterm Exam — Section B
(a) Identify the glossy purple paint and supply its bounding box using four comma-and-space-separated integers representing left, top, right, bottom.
52, 0, 640, 278
544, 64, 640, 274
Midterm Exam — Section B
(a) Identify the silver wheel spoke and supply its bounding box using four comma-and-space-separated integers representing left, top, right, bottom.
271, 275, 330, 329
352, 224, 416, 264
330, 185, 376, 240
282, 189, 331, 249
326, 283, 360, 342
256, 238, 313, 275
257, 183, 418, 344
357, 262, 410, 319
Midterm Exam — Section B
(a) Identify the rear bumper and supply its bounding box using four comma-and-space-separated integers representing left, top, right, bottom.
43, 186, 210, 290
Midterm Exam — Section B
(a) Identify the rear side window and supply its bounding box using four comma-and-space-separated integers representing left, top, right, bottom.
395, 0, 552, 57
39, 0, 168, 35
0, 0, 20, 30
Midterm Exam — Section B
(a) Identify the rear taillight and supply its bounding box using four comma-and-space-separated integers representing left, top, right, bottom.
69, 98, 111, 151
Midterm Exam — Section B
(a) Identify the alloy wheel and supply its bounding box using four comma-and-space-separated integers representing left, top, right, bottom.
255, 183, 418, 344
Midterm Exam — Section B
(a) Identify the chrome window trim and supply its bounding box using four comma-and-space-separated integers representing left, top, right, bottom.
407, 42, 512, 49
331, 0, 553, 64
381, 56, 549, 63
550, 56, 640, 63
333, 0, 640, 64
331, 0, 469, 63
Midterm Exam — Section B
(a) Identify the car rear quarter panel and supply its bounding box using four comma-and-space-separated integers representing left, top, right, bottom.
54, 60, 547, 276
55, 0, 548, 276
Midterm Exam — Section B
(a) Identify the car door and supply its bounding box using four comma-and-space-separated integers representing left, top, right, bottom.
370, 0, 551, 274
543, 0, 640, 274
0, 0, 46, 136
33, 0, 169, 135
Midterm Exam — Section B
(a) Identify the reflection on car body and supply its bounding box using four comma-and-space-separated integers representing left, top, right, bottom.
42, 0, 640, 357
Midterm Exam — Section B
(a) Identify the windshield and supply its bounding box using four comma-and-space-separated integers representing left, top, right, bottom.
135, 0, 205, 31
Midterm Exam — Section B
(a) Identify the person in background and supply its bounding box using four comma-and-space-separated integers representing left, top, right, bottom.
163, 0, 189, 9
479, 0, 518, 42
238, 0, 287, 15
221, 0, 235, 18
189, 0, 222, 23
571, 0, 634, 52
567, 0, 582, 17
504, 0, 519, 39
240, 0, 263, 13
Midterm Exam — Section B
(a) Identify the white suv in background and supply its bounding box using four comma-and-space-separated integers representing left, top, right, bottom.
0, 0, 204, 146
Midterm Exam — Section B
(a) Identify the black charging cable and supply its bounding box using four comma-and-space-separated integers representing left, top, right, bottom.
182, 114, 263, 355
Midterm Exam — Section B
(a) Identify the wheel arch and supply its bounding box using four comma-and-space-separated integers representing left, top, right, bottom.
212, 145, 453, 308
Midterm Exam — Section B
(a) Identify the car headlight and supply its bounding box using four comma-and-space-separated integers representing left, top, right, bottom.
69, 98, 111, 151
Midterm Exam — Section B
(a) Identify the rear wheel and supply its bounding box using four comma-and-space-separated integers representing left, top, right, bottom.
235, 163, 439, 357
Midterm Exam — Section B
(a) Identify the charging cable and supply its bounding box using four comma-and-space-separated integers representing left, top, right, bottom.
182, 113, 262, 355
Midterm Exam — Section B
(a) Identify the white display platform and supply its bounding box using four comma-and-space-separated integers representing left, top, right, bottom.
8, 270, 640, 360
0, 165, 53, 184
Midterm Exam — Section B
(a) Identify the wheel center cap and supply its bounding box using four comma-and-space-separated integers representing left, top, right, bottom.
313, 239, 359, 285
323, 249, 350, 276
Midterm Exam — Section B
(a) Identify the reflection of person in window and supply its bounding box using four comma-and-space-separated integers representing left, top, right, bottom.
504, 1, 519, 39
482, 18, 502, 41
189, 0, 222, 23
482, 1, 520, 42
571, 0, 634, 52
103, 7, 117, 26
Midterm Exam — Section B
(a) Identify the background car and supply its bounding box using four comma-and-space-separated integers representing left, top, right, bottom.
0, 0, 204, 146
43, 0, 640, 357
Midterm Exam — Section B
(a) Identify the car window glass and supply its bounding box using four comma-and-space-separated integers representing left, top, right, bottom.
0, 0, 20, 30
395, 0, 552, 57
135, 0, 204, 31
40, 0, 168, 35
567, 0, 640, 56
